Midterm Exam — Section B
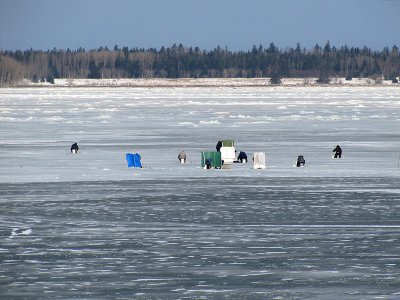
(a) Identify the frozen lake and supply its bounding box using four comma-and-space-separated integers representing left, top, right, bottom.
1, 86, 400, 299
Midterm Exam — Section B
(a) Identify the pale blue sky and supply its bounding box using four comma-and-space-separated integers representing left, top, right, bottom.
0, 0, 399, 51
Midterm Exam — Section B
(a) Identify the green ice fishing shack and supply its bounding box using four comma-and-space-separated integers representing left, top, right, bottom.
201, 151, 222, 169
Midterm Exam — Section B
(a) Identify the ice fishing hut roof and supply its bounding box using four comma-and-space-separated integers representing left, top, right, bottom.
221, 140, 234, 147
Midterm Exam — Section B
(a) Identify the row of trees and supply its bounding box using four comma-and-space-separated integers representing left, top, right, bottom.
1, 42, 399, 85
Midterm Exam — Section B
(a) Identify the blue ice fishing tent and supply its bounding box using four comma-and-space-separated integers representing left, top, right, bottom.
126, 153, 142, 168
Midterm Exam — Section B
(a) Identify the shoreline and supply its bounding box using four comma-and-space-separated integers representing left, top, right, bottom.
3, 77, 400, 88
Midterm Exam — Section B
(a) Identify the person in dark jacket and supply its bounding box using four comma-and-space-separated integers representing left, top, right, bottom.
216, 141, 222, 152
333, 145, 342, 158
237, 151, 248, 163
205, 158, 212, 169
296, 155, 305, 167
71, 142, 79, 153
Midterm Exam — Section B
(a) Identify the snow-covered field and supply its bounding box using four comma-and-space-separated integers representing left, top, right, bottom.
1, 86, 400, 299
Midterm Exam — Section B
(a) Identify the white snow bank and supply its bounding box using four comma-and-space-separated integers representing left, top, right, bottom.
17, 77, 400, 87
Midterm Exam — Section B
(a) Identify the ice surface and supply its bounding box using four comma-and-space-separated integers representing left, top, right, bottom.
1, 86, 399, 182
0, 86, 400, 299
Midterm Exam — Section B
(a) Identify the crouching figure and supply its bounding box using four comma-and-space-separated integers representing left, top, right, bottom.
71, 142, 79, 154
178, 150, 187, 163
296, 155, 305, 167
237, 151, 247, 163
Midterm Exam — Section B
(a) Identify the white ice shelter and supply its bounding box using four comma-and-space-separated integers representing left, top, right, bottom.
220, 140, 236, 167
253, 152, 266, 169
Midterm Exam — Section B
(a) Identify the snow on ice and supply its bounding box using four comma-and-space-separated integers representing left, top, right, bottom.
1, 84, 400, 299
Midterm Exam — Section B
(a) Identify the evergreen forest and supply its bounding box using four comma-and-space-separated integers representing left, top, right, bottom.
1, 42, 399, 85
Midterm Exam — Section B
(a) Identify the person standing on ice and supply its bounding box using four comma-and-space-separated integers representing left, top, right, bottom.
178, 150, 187, 163
71, 142, 79, 154
216, 141, 222, 152
333, 145, 342, 158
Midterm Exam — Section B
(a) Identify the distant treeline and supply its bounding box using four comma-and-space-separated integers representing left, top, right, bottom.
1, 42, 399, 85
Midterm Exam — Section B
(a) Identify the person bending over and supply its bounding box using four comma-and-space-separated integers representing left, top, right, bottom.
237, 151, 247, 163
178, 150, 187, 163
71, 142, 79, 153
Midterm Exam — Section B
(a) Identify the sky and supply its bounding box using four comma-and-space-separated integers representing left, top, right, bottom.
0, 0, 399, 51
